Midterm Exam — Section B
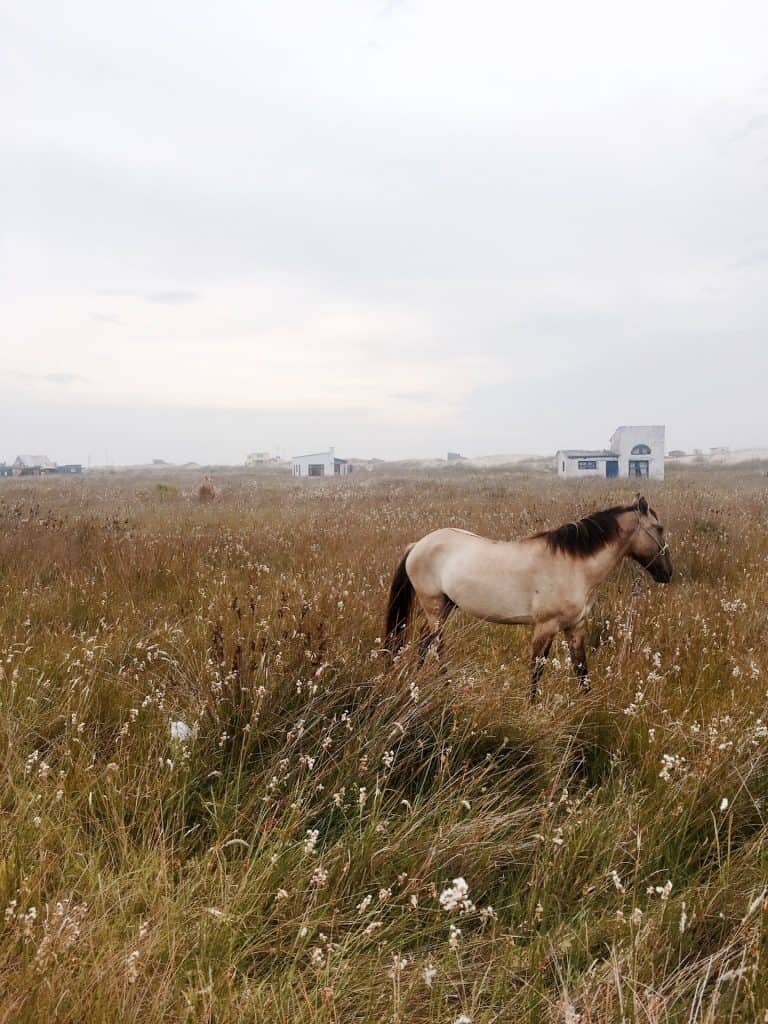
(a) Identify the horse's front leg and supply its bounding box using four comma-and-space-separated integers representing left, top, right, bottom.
529, 621, 558, 704
564, 625, 591, 693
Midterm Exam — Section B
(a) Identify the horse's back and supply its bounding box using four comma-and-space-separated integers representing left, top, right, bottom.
406, 528, 539, 623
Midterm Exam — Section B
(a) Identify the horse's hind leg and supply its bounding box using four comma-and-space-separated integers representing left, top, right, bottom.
529, 620, 558, 704
417, 595, 455, 667
564, 625, 591, 693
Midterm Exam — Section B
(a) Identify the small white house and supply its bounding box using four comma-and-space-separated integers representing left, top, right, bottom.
13, 454, 56, 475
291, 447, 352, 478
245, 451, 277, 466
556, 426, 665, 481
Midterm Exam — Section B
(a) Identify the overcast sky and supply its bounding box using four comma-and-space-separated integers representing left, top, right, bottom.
2, 0, 767, 464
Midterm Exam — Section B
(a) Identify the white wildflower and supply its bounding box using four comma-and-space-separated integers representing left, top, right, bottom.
563, 1003, 581, 1024
439, 878, 475, 914
388, 953, 408, 978
310, 865, 328, 889
646, 880, 673, 902
170, 720, 193, 742
659, 753, 687, 781
125, 949, 140, 984
679, 901, 688, 933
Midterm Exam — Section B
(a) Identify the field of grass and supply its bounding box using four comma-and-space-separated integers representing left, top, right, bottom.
1, 465, 767, 1023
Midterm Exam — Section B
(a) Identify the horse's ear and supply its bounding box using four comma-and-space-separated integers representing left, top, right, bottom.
634, 494, 649, 515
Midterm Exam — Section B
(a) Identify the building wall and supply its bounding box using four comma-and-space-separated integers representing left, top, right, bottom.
555, 452, 611, 479
291, 449, 351, 477
292, 452, 334, 477
245, 452, 272, 466
609, 425, 665, 480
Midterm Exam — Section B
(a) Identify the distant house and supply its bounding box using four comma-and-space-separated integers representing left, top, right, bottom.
447, 451, 466, 462
245, 451, 278, 466
0, 464, 12, 477
13, 455, 57, 476
291, 447, 352, 478
556, 426, 665, 481
54, 464, 83, 475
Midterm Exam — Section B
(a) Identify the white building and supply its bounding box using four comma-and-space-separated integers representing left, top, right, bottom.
13, 454, 56, 475
245, 452, 277, 466
291, 447, 352, 478
556, 426, 665, 481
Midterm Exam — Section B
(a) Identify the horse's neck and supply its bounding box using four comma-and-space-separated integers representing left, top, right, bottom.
581, 531, 633, 589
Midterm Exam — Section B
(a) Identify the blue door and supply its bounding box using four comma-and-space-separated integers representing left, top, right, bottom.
606, 460, 618, 478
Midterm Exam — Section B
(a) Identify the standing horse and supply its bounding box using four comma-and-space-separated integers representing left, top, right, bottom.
384, 495, 671, 701
198, 476, 216, 503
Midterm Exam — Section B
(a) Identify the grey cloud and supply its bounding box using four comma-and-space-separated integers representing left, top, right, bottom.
43, 372, 87, 385
732, 113, 768, 140
389, 391, 436, 402
2, 0, 768, 461
729, 248, 768, 270
145, 291, 199, 304
5, 372, 87, 386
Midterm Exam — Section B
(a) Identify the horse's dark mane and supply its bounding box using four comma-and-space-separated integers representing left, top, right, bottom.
534, 504, 637, 558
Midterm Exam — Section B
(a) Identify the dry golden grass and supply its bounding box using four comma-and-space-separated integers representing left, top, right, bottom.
1, 464, 767, 1022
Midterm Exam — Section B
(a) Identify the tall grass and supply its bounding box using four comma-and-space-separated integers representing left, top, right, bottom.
0, 467, 767, 1022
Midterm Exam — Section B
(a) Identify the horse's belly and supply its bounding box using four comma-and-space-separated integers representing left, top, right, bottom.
444, 571, 534, 625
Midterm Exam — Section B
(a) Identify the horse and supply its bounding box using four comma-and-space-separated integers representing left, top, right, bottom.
198, 476, 216, 503
384, 495, 672, 702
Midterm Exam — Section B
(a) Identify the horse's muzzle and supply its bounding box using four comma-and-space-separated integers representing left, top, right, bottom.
649, 561, 673, 584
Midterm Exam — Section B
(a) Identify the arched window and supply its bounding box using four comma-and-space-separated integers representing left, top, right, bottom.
631, 443, 651, 455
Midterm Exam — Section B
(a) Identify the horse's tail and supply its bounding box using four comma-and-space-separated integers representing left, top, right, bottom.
385, 545, 415, 656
